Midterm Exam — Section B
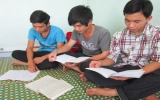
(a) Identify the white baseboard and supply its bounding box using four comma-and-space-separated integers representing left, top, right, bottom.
0, 52, 12, 57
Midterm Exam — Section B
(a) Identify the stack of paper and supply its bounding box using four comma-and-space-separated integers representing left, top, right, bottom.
25, 75, 74, 100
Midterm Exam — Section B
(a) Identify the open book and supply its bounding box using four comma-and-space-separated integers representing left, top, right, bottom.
25, 75, 73, 100
53, 54, 90, 64
86, 68, 145, 78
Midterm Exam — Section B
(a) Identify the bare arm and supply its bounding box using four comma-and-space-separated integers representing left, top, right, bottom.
34, 42, 65, 65
57, 42, 65, 49
26, 40, 38, 72
56, 39, 76, 54
26, 40, 35, 64
142, 61, 160, 74
40, 42, 65, 60
48, 39, 76, 61
90, 50, 110, 60
90, 57, 115, 68
142, 33, 160, 74
100, 57, 115, 66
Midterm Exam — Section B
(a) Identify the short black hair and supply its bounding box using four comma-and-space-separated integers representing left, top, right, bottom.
123, 0, 153, 18
30, 10, 50, 25
68, 5, 93, 26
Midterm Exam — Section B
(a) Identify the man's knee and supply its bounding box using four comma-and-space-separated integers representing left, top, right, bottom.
12, 50, 20, 58
37, 61, 59, 70
80, 60, 92, 72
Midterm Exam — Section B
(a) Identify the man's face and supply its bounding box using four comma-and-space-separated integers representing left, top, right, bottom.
73, 22, 89, 34
32, 22, 49, 33
124, 11, 152, 34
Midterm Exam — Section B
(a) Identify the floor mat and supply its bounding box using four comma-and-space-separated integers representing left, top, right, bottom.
0, 57, 159, 100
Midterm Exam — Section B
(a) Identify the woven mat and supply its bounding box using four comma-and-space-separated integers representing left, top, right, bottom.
0, 57, 160, 100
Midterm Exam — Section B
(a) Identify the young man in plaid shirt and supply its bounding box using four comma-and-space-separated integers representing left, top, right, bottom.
85, 0, 160, 100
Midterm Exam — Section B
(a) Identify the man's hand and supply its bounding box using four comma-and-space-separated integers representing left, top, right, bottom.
89, 61, 101, 68
28, 63, 39, 72
33, 57, 45, 64
48, 51, 57, 62
110, 76, 131, 81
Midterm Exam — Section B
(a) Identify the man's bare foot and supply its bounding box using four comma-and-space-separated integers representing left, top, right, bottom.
50, 68, 54, 71
63, 66, 70, 71
11, 61, 28, 66
64, 63, 82, 73
145, 94, 159, 100
80, 73, 88, 82
86, 88, 117, 97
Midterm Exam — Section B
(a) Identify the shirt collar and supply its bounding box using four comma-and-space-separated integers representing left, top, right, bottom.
143, 23, 151, 37
126, 23, 151, 37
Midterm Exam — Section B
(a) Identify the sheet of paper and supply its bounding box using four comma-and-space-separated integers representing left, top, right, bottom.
56, 54, 76, 64
68, 57, 90, 63
111, 69, 144, 78
86, 68, 144, 78
86, 68, 117, 78
55, 54, 90, 64
0, 70, 40, 81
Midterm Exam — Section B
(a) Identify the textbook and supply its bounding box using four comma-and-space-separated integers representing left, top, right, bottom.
86, 68, 145, 78
53, 54, 90, 64
0, 70, 40, 81
25, 75, 73, 100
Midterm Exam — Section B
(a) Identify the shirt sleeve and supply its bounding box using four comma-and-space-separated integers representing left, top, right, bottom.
99, 31, 111, 51
28, 28, 36, 40
55, 29, 66, 43
107, 32, 121, 63
71, 30, 78, 41
151, 30, 160, 62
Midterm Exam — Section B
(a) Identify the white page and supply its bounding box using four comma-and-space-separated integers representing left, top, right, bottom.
16, 70, 40, 81
111, 69, 144, 78
86, 68, 117, 78
0, 70, 40, 81
86, 68, 144, 78
39, 80, 73, 99
0, 70, 19, 80
25, 75, 73, 99
25, 75, 58, 93
50, 86, 73, 100
67, 57, 90, 63
55, 54, 76, 64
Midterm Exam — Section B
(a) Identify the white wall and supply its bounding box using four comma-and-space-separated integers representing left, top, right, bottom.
0, 0, 160, 52
0, 0, 87, 52
89, 0, 160, 37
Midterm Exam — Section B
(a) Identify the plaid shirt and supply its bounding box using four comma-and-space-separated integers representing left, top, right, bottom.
108, 24, 160, 68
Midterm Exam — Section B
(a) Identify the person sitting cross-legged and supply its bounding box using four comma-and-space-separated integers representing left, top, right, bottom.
85, 0, 160, 100
12, 10, 66, 72
48, 5, 111, 82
